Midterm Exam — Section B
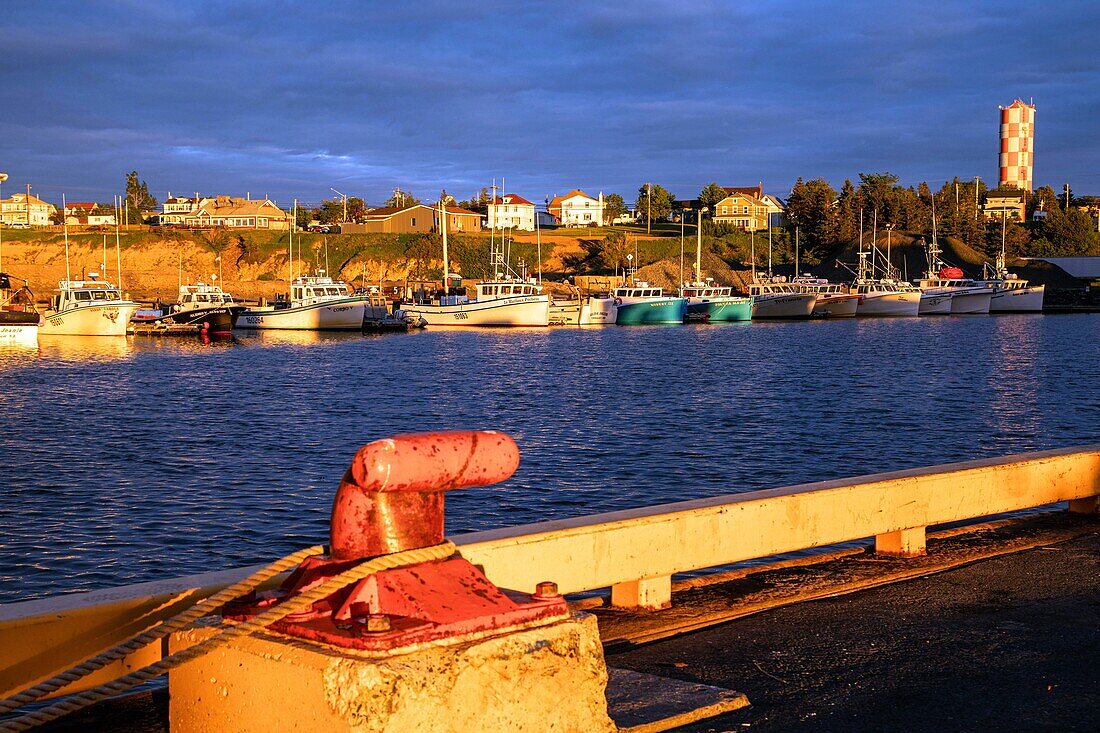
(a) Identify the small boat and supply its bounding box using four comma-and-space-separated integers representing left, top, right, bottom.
843, 223, 920, 317
39, 275, 141, 336
165, 282, 245, 334
236, 275, 376, 331
612, 281, 687, 325
789, 276, 859, 318
918, 290, 954, 315
549, 293, 618, 325
0, 272, 40, 344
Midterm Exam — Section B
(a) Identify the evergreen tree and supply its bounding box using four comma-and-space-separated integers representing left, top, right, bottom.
698, 182, 727, 212
784, 177, 839, 260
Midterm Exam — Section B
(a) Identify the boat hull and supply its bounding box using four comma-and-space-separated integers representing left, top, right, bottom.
170, 306, 244, 334
404, 295, 550, 327
550, 297, 617, 326
0, 311, 39, 345
686, 296, 751, 322
918, 293, 953, 315
990, 285, 1045, 312
615, 298, 687, 325
855, 292, 921, 317
39, 302, 141, 336
949, 290, 992, 314
751, 293, 816, 319
811, 295, 859, 318
236, 299, 371, 330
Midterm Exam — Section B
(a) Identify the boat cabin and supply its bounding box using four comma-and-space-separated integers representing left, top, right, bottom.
790, 277, 846, 295
290, 276, 352, 304
52, 278, 126, 311
177, 283, 235, 310
477, 281, 541, 300
915, 277, 978, 289
748, 282, 798, 295
614, 281, 664, 298
681, 282, 732, 298
852, 280, 920, 295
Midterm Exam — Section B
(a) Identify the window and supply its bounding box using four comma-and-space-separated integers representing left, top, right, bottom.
411, 217, 416, 226
75, 291, 92, 301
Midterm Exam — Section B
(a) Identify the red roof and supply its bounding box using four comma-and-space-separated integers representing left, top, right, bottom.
491, 194, 535, 207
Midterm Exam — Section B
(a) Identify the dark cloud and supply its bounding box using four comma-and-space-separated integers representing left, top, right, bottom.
1, 0, 1098, 206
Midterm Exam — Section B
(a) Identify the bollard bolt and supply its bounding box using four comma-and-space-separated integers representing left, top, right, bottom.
534, 581, 559, 599
366, 614, 392, 633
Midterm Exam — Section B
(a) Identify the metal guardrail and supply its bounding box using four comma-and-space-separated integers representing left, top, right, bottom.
2, 445, 1098, 701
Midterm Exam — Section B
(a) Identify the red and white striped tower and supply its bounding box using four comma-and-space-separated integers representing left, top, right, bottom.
998, 99, 1035, 191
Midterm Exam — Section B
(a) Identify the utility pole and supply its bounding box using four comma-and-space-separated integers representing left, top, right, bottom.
330, 188, 347, 222
26, 183, 32, 227
974, 176, 981, 222
1064, 183, 1071, 210
647, 182, 652, 235
0, 172, 6, 270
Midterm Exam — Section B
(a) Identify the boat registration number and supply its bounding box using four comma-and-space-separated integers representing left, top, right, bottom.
453, 312, 468, 320
243, 315, 264, 325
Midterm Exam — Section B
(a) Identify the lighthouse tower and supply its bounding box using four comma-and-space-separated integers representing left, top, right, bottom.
998, 99, 1035, 191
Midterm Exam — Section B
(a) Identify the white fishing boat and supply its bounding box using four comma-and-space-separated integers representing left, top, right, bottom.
402, 201, 550, 327
843, 213, 920, 317
747, 279, 817, 319
975, 215, 1045, 312
39, 275, 141, 336
549, 293, 618, 325
789, 276, 859, 318
913, 230, 991, 315
236, 275, 374, 330
0, 272, 40, 344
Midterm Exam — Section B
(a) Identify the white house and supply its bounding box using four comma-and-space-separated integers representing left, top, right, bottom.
487, 193, 536, 231
548, 189, 605, 227
1, 193, 56, 227
160, 193, 201, 225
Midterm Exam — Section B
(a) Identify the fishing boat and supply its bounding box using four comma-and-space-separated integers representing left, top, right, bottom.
39, 275, 141, 336
745, 279, 816, 319
236, 274, 374, 330
402, 201, 550, 327
0, 272, 40, 344
975, 215, 1045, 312
789, 276, 859, 318
612, 281, 687, 325
842, 212, 921, 317
156, 281, 245, 334
549, 293, 618, 325
912, 228, 991, 315
677, 219, 749, 321
681, 281, 751, 322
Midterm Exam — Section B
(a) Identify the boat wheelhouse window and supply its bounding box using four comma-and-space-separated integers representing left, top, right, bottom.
183, 295, 193, 302
75, 291, 92, 301
327, 287, 343, 295
222, 295, 233, 302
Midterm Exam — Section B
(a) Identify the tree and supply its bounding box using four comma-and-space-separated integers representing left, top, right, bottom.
984, 218, 1030, 259
458, 187, 490, 215
698, 182, 727, 213
836, 178, 861, 243
124, 171, 158, 212
634, 183, 674, 225
599, 229, 632, 272
857, 172, 902, 226
784, 177, 839, 259
1033, 207, 1099, 256
385, 188, 420, 208
318, 196, 366, 223
1028, 185, 1060, 218
295, 206, 311, 229
603, 193, 626, 224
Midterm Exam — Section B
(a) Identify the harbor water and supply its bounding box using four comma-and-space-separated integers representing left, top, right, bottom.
1, 314, 1098, 605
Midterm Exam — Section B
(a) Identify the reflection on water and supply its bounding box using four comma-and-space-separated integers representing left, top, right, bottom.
1, 314, 1098, 603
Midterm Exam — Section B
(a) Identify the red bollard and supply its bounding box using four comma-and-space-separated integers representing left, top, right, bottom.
225, 430, 567, 651
330, 431, 520, 560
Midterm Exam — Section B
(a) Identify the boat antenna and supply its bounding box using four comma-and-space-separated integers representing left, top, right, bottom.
63, 194, 71, 282
767, 220, 773, 279
325, 235, 330, 276
535, 203, 542, 285
794, 226, 799, 278
750, 229, 756, 281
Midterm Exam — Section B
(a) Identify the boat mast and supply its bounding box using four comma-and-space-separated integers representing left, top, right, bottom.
440, 199, 450, 295
288, 200, 294, 289
114, 195, 122, 288
695, 209, 703, 283
679, 214, 685, 287
62, 194, 71, 282
794, 226, 799, 278
535, 202, 542, 285
857, 207, 868, 281
102, 234, 107, 277
750, 229, 756, 281
767, 221, 773, 279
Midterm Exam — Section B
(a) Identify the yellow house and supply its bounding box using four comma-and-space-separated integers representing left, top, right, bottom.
713, 193, 770, 231
0, 192, 57, 227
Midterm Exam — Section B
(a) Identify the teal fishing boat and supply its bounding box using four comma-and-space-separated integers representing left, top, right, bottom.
612, 282, 687, 325
681, 282, 751, 322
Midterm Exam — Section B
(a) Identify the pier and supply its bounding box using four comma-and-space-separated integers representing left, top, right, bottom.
1, 443, 1097, 731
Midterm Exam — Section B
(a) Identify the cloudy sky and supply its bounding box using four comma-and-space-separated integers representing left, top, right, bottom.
2, 1, 1098, 207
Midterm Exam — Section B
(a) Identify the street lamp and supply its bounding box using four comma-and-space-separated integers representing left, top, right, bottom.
330, 188, 348, 223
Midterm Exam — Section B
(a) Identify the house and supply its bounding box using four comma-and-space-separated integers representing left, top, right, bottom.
64, 202, 117, 226
713, 192, 770, 231
183, 196, 291, 230
487, 194, 536, 231
160, 194, 201, 225
548, 190, 604, 227
983, 189, 1027, 222
347, 204, 482, 234
0, 192, 57, 227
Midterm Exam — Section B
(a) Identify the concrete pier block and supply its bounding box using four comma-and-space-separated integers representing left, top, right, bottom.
611, 575, 672, 610
169, 612, 615, 733
1068, 496, 1099, 515
876, 526, 927, 557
